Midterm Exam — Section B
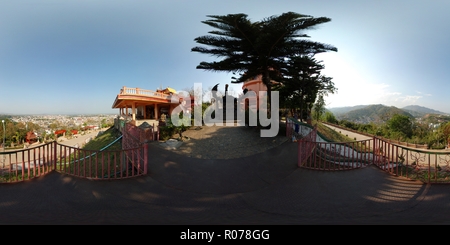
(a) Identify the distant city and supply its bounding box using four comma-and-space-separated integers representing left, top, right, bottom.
1, 113, 118, 136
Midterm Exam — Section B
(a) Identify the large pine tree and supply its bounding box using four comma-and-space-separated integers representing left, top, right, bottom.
275, 55, 336, 121
191, 12, 337, 107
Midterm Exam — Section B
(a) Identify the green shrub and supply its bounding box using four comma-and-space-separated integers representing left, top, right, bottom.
159, 115, 191, 141
158, 126, 176, 141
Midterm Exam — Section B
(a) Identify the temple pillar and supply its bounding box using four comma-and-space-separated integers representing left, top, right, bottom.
154, 104, 159, 120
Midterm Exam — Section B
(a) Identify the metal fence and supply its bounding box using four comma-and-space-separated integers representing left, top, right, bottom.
321, 121, 428, 149
55, 143, 147, 179
289, 119, 450, 183
373, 137, 450, 183
0, 142, 54, 183
1, 130, 148, 183
121, 122, 150, 175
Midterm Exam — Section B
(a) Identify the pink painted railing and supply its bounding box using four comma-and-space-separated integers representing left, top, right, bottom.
373, 137, 450, 183
1, 132, 148, 183
297, 127, 317, 167
299, 139, 374, 170
0, 142, 55, 183
55, 143, 147, 179
322, 121, 428, 149
291, 120, 450, 182
290, 119, 376, 171
121, 122, 153, 174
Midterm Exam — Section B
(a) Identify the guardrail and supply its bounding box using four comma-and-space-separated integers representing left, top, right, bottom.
290, 119, 450, 182
0, 142, 54, 183
1, 131, 148, 183
55, 143, 147, 179
373, 137, 450, 183
321, 121, 428, 149
290, 119, 372, 171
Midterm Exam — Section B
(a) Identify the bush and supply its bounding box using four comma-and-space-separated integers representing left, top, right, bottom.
340, 120, 358, 130
430, 144, 446, 150
323, 111, 338, 124
159, 116, 191, 141
158, 126, 176, 141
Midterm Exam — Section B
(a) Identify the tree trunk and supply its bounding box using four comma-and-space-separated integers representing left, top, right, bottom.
262, 72, 272, 112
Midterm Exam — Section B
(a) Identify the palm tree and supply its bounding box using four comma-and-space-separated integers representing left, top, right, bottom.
192, 12, 337, 107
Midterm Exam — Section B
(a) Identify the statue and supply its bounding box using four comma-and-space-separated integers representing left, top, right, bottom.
209, 83, 237, 121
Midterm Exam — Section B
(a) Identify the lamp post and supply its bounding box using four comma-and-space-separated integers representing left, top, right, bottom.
2, 120, 5, 169
1, 120, 4, 146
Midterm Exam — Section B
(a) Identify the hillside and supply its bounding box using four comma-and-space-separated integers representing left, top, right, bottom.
419, 114, 450, 125
402, 105, 448, 117
327, 104, 449, 123
325, 105, 368, 117
82, 126, 122, 151
337, 104, 413, 123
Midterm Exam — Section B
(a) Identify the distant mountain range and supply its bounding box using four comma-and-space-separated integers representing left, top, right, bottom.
327, 104, 449, 123
401, 105, 447, 117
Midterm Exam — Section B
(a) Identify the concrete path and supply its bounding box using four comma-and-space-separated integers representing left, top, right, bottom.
322, 123, 372, 141
1, 127, 450, 225
56, 129, 107, 147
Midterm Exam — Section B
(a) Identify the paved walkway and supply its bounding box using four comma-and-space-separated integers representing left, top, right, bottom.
1, 127, 450, 225
56, 129, 107, 147
322, 123, 372, 141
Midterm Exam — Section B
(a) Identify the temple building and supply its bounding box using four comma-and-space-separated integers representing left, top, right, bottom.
111, 86, 191, 128
240, 75, 280, 110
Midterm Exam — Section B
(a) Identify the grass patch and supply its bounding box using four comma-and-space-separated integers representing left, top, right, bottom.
57, 151, 125, 179
56, 127, 125, 178
82, 127, 122, 151
0, 166, 49, 182
314, 121, 355, 142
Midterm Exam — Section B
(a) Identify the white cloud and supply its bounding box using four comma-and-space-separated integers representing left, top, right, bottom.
399, 95, 423, 104
415, 91, 432, 96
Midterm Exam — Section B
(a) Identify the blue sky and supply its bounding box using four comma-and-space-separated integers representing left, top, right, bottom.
1, 0, 449, 115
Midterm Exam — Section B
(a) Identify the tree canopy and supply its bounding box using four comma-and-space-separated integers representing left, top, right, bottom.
386, 114, 413, 139
191, 12, 337, 109
274, 55, 336, 120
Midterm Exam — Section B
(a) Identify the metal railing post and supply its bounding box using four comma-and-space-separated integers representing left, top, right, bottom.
143, 143, 148, 175
53, 141, 57, 171
372, 136, 376, 166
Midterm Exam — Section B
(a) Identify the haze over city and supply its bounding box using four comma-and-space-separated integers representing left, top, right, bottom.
1, 0, 449, 115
